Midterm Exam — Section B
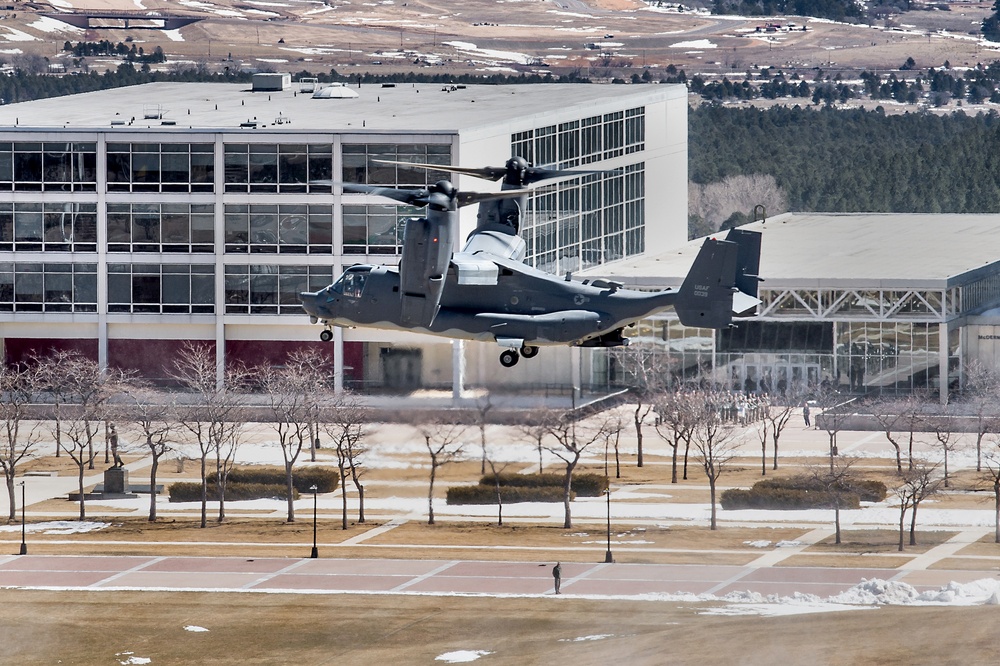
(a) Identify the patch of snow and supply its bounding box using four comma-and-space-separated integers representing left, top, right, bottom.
27, 17, 84, 34
115, 653, 151, 666
435, 650, 493, 663
0, 28, 39, 43
744, 540, 771, 548
670, 39, 716, 49
184, 625, 209, 632
560, 634, 614, 641
0, 521, 109, 535
162, 29, 185, 42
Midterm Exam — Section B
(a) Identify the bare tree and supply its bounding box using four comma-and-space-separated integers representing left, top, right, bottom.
814, 387, 853, 472
260, 351, 332, 523
474, 395, 493, 476
690, 390, 740, 530
653, 388, 697, 483
41, 354, 127, 520
962, 360, 1000, 472
34, 349, 80, 458
872, 393, 929, 473
415, 419, 467, 525
322, 396, 369, 529
0, 364, 42, 521
928, 417, 959, 489
808, 457, 861, 545
518, 407, 559, 474
602, 411, 626, 479
121, 384, 176, 522
611, 345, 668, 467
542, 412, 609, 529
483, 443, 515, 526
763, 393, 797, 471
983, 445, 1000, 543
892, 464, 942, 551
171, 342, 248, 528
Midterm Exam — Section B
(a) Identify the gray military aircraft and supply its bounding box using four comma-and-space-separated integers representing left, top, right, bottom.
300, 157, 762, 367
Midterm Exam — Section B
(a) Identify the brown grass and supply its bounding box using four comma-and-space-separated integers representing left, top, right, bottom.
0, 590, 998, 666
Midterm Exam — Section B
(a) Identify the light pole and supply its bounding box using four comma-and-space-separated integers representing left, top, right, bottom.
604, 486, 613, 564
310, 484, 319, 559
18, 481, 26, 555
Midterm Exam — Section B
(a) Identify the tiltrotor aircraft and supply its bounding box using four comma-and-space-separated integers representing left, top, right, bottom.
300, 157, 762, 367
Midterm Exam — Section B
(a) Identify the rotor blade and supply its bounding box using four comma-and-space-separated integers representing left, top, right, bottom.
342, 182, 429, 206
456, 188, 533, 208
373, 159, 507, 181
522, 167, 615, 185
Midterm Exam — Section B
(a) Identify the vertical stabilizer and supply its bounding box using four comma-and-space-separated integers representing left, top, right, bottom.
673, 238, 739, 329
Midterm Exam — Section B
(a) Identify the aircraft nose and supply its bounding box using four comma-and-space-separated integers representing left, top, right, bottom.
299, 291, 320, 317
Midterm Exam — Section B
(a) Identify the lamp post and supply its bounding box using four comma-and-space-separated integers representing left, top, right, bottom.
309, 484, 319, 559
18, 481, 26, 555
604, 486, 613, 564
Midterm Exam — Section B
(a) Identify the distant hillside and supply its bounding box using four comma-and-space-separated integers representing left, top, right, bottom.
689, 104, 1000, 214
710, 0, 863, 21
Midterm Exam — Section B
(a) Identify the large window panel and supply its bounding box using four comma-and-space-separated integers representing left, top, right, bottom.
107, 203, 214, 253
108, 263, 214, 314
106, 143, 215, 193
225, 143, 331, 193
225, 264, 334, 314
0, 142, 96, 192
341, 143, 451, 185
226, 204, 332, 254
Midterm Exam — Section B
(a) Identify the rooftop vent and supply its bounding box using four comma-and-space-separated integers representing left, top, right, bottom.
298, 77, 319, 93
143, 104, 164, 120
253, 72, 291, 92
312, 83, 359, 99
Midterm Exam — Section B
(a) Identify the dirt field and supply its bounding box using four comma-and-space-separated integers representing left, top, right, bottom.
0, 589, 997, 665
11, 0, 997, 80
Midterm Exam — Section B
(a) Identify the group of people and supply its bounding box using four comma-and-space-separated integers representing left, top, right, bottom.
716, 391, 769, 426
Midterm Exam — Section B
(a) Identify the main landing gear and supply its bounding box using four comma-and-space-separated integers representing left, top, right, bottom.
499, 345, 539, 367
319, 328, 333, 342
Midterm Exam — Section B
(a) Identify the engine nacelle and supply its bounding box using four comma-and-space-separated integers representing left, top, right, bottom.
398, 215, 452, 327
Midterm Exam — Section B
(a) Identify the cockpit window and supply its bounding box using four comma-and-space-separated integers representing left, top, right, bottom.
332, 267, 369, 299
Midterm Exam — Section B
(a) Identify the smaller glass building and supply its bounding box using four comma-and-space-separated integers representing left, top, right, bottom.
597, 213, 1000, 400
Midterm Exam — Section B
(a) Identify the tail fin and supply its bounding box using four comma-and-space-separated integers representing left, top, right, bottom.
674, 238, 739, 329
725, 227, 763, 317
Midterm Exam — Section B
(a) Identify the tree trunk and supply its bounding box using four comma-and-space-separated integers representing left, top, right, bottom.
995, 478, 1000, 544
614, 444, 621, 479
356, 483, 365, 523
427, 460, 436, 525
340, 466, 349, 530
834, 506, 841, 545
6, 474, 16, 522
890, 443, 902, 474
634, 404, 644, 468
148, 455, 158, 522
77, 464, 86, 520
670, 444, 678, 484
682, 440, 690, 480
898, 505, 906, 552
909, 503, 919, 546
772, 431, 780, 471
943, 450, 950, 488
562, 465, 574, 529
708, 477, 717, 530
495, 480, 503, 526
761, 440, 767, 476
977, 433, 984, 473
199, 455, 208, 529
286, 460, 296, 523
537, 440, 543, 474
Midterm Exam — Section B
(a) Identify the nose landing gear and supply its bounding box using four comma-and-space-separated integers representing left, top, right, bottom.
319, 326, 333, 342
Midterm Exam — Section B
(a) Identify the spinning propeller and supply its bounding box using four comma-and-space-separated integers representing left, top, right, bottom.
374, 155, 612, 187
342, 180, 533, 211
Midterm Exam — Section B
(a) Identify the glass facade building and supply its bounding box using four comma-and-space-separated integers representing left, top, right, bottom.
0, 81, 682, 388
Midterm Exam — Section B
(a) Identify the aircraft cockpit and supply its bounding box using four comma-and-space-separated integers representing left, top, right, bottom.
331, 266, 371, 299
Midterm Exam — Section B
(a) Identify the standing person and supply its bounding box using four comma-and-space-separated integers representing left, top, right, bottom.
109, 424, 123, 468
802, 402, 811, 428
552, 562, 562, 594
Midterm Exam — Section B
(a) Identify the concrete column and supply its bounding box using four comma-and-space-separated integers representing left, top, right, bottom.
939, 322, 949, 406
571, 346, 581, 404
334, 327, 344, 394
452, 339, 465, 400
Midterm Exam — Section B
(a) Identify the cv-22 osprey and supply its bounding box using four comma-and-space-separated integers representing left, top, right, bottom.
300, 157, 762, 367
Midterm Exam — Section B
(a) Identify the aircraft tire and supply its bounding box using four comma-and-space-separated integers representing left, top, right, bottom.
499, 350, 520, 367
520, 345, 539, 359
320, 330, 333, 342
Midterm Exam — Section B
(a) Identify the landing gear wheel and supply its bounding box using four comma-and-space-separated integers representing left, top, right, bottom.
499, 349, 520, 367
320, 329, 333, 342
520, 345, 539, 359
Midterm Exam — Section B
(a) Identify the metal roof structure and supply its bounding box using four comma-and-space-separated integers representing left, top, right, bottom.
0, 81, 681, 133
599, 213, 1000, 291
